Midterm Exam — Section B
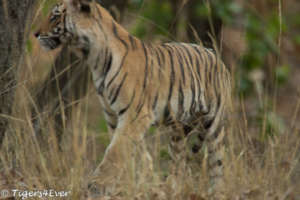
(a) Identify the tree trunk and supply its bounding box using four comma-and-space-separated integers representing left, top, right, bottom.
0, 0, 37, 144
186, 0, 222, 47
33, 47, 91, 142
170, 0, 182, 38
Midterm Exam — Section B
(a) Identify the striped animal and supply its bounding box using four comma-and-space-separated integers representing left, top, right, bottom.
35, 0, 231, 197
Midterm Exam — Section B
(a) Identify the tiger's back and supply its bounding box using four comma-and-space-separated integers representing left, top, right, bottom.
92, 39, 231, 128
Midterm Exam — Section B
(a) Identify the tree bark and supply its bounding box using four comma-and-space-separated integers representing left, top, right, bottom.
0, 0, 37, 144
170, 0, 182, 38
186, 0, 222, 47
33, 47, 91, 142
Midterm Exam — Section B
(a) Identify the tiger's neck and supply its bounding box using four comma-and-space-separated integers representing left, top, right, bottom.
85, 5, 139, 94
94, 4, 139, 55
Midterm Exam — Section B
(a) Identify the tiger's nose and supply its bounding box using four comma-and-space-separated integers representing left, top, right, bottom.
34, 31, 40, 38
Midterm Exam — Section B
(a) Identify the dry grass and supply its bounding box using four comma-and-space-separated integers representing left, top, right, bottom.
0, 45, 299, 200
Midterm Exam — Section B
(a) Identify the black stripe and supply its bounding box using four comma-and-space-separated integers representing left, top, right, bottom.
177, 83, 184, 119
165, 46, 175, 102
110, 73, 128, 105
112, 22, 128, 48
102, 51, 112, 76
107, 122, 117, 130
205, 49, 214, 83
194, 48, 206, 79
134, 42, 149, 120
154, 47, 162, 80
190, 80, 196, 115
205, 49, 213, 83
93, 53, 101, 70
174, 46, 186, 85
108, 86, 116, 100
100, 47, 108, 70
149, 44, 154, 79
154, 47, 162, 66
106, 22, 129, 89
119, 90, 136, 115
200, 49, 208, 89
156, 46, 166, 80
129, 34, 137, 50
213, 53, 221, 95
163, 105, 172, 125
157, 46, 166, 67
142, 42, 149, 90
204, 118, 214, 129
179, 45, 196, 115
134, 96, 146, 121
191, 46, 202, 81
193, 46, 205, 74
152, 92, 159, 110
181, 44, 194, 67
192, 49, 202, 106
186, 46, 202, 111
97, 51, 112, 97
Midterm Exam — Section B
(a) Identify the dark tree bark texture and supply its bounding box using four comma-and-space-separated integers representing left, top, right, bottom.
187, 0, 222, 48
0, 0, 37, 144
33, 47, 90, 142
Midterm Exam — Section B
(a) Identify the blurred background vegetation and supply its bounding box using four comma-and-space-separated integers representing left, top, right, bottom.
1, 0, 300, 198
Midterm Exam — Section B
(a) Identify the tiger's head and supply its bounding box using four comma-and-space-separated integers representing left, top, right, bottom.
35, 0, 103, 51
34, 3, 70, 50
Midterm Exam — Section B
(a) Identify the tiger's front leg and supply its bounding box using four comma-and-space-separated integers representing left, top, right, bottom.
88, 110, 154, 197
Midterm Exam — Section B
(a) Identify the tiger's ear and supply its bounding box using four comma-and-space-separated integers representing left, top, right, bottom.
64, 0, 92, 13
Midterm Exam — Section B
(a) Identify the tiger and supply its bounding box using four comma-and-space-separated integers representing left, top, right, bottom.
34, 0, 232, 198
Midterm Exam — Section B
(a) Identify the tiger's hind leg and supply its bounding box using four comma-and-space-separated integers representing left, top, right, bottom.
186, 119, 226, 199
167, 120, 191, 163
182, 108, 226, 199
166, 117, 226, 199
202, 108, 226, 198
206, 126, 226, 199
